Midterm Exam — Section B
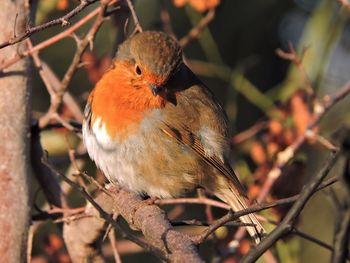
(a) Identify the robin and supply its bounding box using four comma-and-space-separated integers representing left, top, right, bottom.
83, 31, 266, 243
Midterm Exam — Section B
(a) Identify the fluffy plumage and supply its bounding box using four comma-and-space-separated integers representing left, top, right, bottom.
116, 31, 182, 80
83, 31, 266, 243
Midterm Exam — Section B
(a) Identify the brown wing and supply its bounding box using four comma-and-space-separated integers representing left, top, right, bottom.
162, 120, 246, 196
160, 109, 247, 197
158, 64, 247, 197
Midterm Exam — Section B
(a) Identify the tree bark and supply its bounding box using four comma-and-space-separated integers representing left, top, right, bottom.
0, 1, 31, 262
63, 192, 114, 263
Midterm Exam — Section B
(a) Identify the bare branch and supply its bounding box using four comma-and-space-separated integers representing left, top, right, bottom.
156, 196, 230, 209
276, 44, 314, 97
179, 9, 215, 47
257, 80, 350, 204
192, 210, 238, 244
232, 121, 268, 144
337, 0, 350, 11
109, 229, 123, 263
331, 139, 350, 263
242, 151, 340, 263
38, 1, 113, 128
125, 0, 143, 33
42, 156, 204, 262
0, 0, 99, 49
292, 228, 348, 258
0, 5, 101, 72
160, 1, 175, 37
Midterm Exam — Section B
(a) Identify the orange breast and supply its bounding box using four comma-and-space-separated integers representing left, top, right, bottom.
89, 61, 165, 141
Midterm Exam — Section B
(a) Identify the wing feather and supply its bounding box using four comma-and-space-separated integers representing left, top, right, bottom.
160, 121, 247, 197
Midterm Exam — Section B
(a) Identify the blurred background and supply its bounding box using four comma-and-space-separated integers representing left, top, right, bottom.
30, 0, 350, 262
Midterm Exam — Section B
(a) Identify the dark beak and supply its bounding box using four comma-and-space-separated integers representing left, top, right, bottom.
150, 84, 163, 96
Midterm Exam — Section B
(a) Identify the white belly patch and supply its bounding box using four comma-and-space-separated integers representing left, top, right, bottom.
82, 117, 173, 197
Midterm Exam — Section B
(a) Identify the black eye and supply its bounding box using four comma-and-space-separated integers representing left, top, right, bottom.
135, 65, 142, 75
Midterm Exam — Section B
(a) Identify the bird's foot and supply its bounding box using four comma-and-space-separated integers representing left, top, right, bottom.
142, 196, 159, 206
129, 196, 159, 230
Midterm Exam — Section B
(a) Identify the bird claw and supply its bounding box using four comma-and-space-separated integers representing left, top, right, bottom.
142, 196, 159, 206
129, 196, 159, 230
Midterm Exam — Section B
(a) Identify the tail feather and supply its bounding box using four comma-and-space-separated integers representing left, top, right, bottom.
216, 187, 266, 244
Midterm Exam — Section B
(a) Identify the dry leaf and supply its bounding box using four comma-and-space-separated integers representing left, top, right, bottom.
250, 141, 267, 165
189, 0, 207, 12
173, 0, 187, 7
206, 0, 221, 9
283, 128, 295, 145
267, 142, 279, 157
290, 91, 311, 137
57, 253, 71, 263
248, 184, 261, 199
272, 161, 305, 218
57, 0, 69, 10
44, 234, 63, 255
239, 239, 251, 255
269, 120, 283, 136
173, 0, 220, 12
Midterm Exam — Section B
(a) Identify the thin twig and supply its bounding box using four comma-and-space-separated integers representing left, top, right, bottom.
159, 1, 175, 37
53, 113, 82, 134
125, 0, 142, 33
26, 225, 35, 263
109, 229, 123, 263
0, 4, 102, 72
242, 151, 340, 263
338, 0, 350, 11
246, 47, 348, 245
192, 210, 235, 244
41, 63, 84, 123
257, 80, 350, 204
27, 39, 55, 96
306, 130, 338, 151
156, 196, 230, 209
66, 141, 111, 196
276, 44, 314, 97
157, 176, 338, 214
0, 0, 99, 49
171, 219, 248, 227
293, 228, 340, 256
179, 9, 215, 47
166, 175, 338, 246
331, 145, 350, 263
232, 121, 268, 144
32, 206, 86, 221
38, 1, 111, 128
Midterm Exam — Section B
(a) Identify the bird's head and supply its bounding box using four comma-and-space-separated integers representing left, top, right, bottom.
115, 31, 183, 99
88, 31, 183, 139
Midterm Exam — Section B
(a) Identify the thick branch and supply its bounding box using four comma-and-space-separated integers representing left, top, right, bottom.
42, 157, 203, 262
63, 192, 114, 262
0, 1, 31, 261
110, 189, 203, 263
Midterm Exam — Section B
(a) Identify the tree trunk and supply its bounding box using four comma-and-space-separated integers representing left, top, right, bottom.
0, 1, 31, 262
